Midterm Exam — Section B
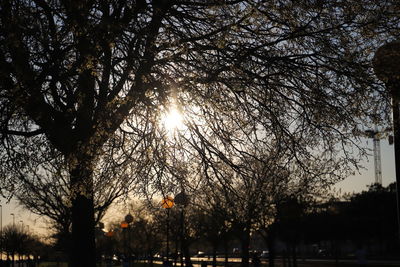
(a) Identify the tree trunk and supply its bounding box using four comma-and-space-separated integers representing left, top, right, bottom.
291, 243, 297, 267
149, 249, 154, 267
71, 194, 96, 267
174, 233, 179, 267
282, 249, 287, 267
224, 241, 229, 267
333, 240, 339, 267
69, 156, 96, 267
182, 239, 192, 267
266, 225, 276, 267
212, 245, 217, 267
240, 230, 250, 267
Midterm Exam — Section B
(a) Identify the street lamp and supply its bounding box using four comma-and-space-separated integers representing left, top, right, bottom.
161, 196, 174, 266
120, 220, 129, 266
104, 230, 114, 264
373, 40, 400, 240
174, 191, 189, 267
10, 213, 15, 227
0, 204, 2, 262
124, 213, 133, 267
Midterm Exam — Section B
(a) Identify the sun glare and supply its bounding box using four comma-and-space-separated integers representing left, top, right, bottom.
162, 107, 184, 131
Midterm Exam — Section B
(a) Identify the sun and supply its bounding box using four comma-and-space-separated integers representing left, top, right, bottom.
162, 106, 184, 131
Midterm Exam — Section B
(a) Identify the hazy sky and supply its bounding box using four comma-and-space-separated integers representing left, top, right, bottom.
0, 137, 396, 235
335, 138, 395, 193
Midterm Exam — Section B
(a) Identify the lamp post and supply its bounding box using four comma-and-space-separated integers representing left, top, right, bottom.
125, 214, 133, 267
19, 220, 24, 262
161, 196, 174, 267
373, 40, 400, 241
174, 192, 189, 267
10, 213, 15, 227
121, 220, 129, 266
1, 204, 2, 262
105, 230, 114, 265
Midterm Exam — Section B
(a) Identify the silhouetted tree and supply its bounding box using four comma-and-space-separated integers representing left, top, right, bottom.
192, 205, 233, 267
1, 1, 398, 267
345, 183, 398, 255
9, 129, 150, 259
25, 234, 49, 265
103, 200, 166, 266
126, 201, 164, 264
1, 224, 32, 266
184, 141, 335, 267
301, 183, 398, 258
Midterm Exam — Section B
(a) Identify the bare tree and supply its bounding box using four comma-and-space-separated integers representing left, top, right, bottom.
8, 123, 152, 251
1, 224, 35, 266
1, 1, 398, 266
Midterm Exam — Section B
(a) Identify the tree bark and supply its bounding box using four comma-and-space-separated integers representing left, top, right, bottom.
69, 155, 96, 267
182, 240, 193, 267
212, 245, 217, 267
291, 243, 297, 267
240, 230, 250, 267
224, 241, 229, 267
71, 194, 96, 267
267, 225, 276, 267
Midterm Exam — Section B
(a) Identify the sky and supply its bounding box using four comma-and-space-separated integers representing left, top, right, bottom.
0, 137, 397, 236
335, 138, 396, 193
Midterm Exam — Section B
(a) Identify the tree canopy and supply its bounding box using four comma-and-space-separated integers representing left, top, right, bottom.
0, 1, 399, 266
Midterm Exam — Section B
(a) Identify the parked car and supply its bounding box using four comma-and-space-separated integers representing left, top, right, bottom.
153, 253, 162, 259
260, 251, 269, 258
194, 251, 206, 258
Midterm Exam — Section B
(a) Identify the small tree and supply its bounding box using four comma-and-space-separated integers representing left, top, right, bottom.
1, 224, 29, 265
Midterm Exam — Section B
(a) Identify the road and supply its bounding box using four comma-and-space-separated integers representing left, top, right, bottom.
188, 257, 400, 267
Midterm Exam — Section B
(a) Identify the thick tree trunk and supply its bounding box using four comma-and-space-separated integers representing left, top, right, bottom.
212, 245, 217, 267
291, 243, 297, 267
181, 213, 192, 267
149, 249, 154, 267
182, 240, 193, 267
224, 242, 229, 267
263, 224, 277, 267
71, 194, 96, 267
69, 155, 96, 267
240, 230, 250, 267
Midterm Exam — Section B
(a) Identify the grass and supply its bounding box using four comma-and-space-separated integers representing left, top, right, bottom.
37, 262, 159, 267
36, 260, 399, 267
38, 263, 68, 267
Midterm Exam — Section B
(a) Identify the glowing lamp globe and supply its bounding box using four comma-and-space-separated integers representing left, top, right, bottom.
105, 231, 114, 237
120, 221, 129, 229
125, 214, 133, 224
373, 41, 400, 84
161, 196, 174, 209
174, 191, 189, 206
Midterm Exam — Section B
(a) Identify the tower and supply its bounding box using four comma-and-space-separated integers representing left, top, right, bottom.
365, 128, 382, 184
365, 127, 392, 185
